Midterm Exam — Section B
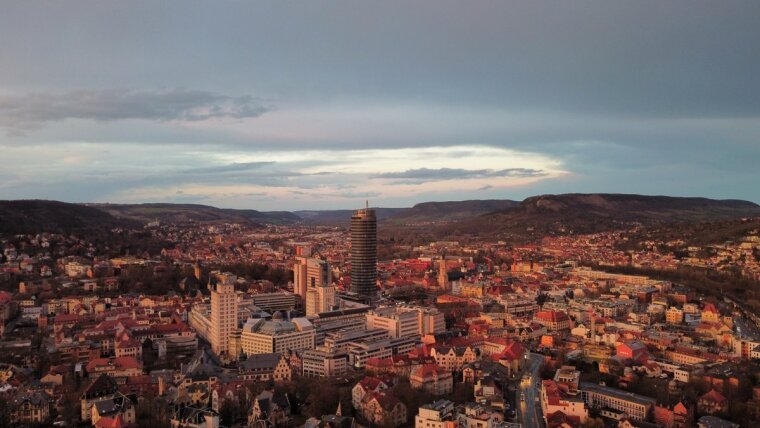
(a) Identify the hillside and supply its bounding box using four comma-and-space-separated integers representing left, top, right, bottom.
0, 200, 132, 235
3, 195, 758, 238
295, 200, 519, 225
622, 217, 760, 249
90, 203, 299, 225
386, 199, 519, 224
294, 208, 406, 225
441, 194, 760, 241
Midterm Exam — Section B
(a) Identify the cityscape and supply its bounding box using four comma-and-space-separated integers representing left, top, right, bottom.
2, 197, 760, 428
2, 2, 760, 428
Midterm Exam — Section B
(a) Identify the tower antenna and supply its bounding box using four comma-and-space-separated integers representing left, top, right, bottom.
366, 199, 369, 209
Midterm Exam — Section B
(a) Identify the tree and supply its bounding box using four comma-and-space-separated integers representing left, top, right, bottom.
135, 395, 170, 428
536, 293, 549, 307
219, 398, 240, 427
582, 417, 605, 428
0, 397, 10, 427
306, 382, 340, 417
391, 380, 435, 424
142, 338, 158, 369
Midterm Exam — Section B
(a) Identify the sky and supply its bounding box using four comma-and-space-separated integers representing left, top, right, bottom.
1, 1, 759, 210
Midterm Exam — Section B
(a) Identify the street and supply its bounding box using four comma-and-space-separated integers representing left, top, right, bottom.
516, 353, 545, 428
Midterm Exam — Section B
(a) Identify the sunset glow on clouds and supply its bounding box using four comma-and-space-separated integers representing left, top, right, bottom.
0, 141, 565, 209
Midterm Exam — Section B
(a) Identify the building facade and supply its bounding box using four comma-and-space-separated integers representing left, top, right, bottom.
210, 272, 238, 358
351, 207, 377, 298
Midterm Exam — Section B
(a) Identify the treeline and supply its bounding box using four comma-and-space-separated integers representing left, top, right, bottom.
214, 262, 291, 286
588, 263, 760, 312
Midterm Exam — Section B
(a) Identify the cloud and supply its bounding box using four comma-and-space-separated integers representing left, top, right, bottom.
372, 167, 547, 183
186, 161, 275, 174
328, 191, 382, 199
0, 89, 273, 133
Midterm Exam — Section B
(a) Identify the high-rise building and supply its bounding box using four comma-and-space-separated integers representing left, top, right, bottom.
306, 285, 336, 317
437, 260, 448, 290
351, 206, 377, 298
306, 257, 330, 288
304, 258, 335, 316
293, 258, 308, 299
295, 257, 334, 314
209, 272, 238, 358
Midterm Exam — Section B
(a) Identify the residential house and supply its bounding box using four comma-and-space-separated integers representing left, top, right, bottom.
410, 363, 453, 396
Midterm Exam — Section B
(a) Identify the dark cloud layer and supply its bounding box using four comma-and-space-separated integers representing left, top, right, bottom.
0, 89, 272, 133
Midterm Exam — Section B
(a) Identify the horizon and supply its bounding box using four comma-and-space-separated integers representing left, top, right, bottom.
3, 191, 760, 212
2, 2, 759, 210
4, 3, 760, 427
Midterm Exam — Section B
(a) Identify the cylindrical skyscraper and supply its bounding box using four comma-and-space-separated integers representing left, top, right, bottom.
351, 207, 377, 298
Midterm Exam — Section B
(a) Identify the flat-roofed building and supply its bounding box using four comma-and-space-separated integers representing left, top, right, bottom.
301, 346, 349, 378
367, 307, 419, 338
241, 316, 315, 355
250, 292, 298, 312
367, 305, 446, 338
580, 382, 655, 422
415, 399, 457, 428
324, 328, 389, 353
348, 336, 420, 368
311, 304, 371, 344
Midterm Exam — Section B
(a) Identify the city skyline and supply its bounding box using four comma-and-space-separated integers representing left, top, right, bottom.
4, 2, 760, 428
1, 1, 760, 209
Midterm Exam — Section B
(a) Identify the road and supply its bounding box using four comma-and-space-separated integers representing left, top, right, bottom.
516, 353, 545, 428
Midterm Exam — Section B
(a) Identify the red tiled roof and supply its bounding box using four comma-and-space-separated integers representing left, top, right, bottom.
358, 376, 386, 392
535, 310, 569, 323
365, 357, 393, 368
700, 389, 727, 404
702, 303, 718, 314
411, 363, 446, 379
0, 291, 12, 304
86, 356, 142, 373
94, 415, 126, 428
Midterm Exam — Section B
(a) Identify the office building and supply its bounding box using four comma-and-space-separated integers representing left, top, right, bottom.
250, 292, 298, 312
580, 382, 655, 421
306, 284, 336, 317
347, 336, 419, 368
324, 328, 389, 353
210, 272, 238, 358
366, 306, 446, 338
293, 258, 308, 299
240, 316, 315, 355
310, 304, 371, 344
366, 307, 419, 339
301, 346, 349, 378
351, 207, 377, 298
299, 257, 335, 316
